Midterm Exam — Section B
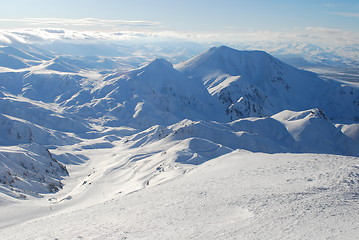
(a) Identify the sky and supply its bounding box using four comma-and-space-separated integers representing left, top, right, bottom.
0, 0, 358, 44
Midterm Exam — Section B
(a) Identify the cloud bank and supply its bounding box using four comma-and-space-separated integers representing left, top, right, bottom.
328, 12, 359, 18
0, 21, 358, 48
0, 18, 161, 31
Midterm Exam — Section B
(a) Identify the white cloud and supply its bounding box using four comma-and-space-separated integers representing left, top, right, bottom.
0, 18, 161, 31
302, 27, 359, 45
327, 11, 359, 18
0, 18, 357, 47
322, 3, 349, 7
0, 26, 358, 48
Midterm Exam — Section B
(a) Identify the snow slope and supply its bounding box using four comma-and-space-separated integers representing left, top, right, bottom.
0, 144, 68, 200
0, 152, 358, 239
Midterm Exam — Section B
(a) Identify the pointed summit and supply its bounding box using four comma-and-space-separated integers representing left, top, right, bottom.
135, 58, 174, 74
127, 58, 178, 82
146, 58, 173, 69
127, 58, 186, 86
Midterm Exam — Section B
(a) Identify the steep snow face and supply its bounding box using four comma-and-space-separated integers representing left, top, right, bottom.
71, 58, 222, 128
0, 144, 68, 199
177, 46, 359, 121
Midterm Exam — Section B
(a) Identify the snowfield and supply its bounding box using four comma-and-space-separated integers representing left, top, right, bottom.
0, 43, 358, 239
1, 152, 358, 239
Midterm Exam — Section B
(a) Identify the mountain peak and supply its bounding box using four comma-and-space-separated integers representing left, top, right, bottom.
176, 45, 275, 76
209, 45, 234, 52
207, 45, 269, 58
145, 58, 173, 69
124, 58, 180, 82
124, 58, 177, 82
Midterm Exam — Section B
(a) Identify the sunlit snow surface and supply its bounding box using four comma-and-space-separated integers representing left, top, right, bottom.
0, 43, 358, 239
1, 152, 358, 239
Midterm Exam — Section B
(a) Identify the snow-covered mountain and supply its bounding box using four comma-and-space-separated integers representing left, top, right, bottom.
0, 43, 358, 239
177, 46, 359, 121
65, 58, 223, 128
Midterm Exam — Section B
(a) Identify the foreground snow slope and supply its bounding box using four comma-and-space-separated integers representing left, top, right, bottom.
1, 152, 358, 239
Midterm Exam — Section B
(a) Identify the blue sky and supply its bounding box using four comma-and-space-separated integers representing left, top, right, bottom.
0, 0, 358, 33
